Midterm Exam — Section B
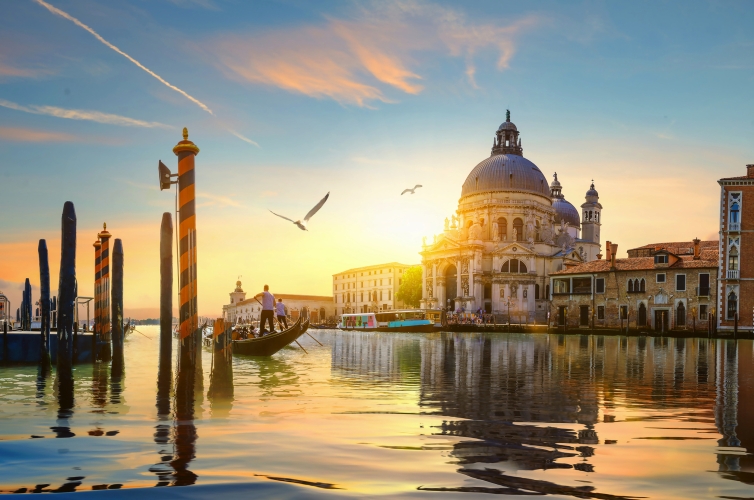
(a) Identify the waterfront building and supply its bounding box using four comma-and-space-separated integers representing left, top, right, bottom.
718, 164, 754, 332
332, 262, 415, 315
549, 240, 718, 331
419, 112, 602, 323
222, 280, 334, 324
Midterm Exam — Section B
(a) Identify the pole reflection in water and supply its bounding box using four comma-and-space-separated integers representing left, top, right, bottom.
151, 361, 173, 486
208, 319, 234, 418
170, 362, 198, 486
52, 370, 75, 439
91, 362, 108, 413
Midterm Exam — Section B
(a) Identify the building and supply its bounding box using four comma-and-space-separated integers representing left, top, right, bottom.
222, 280, 334, 324
332, 262, 416, 315
718, 164, 754, 332
419, 111, 602, 323
549, 240, 718, 331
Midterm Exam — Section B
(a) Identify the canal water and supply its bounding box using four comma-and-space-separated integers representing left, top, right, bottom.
0, 329, 752, 498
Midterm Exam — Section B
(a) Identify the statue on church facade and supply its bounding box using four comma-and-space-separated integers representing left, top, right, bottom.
444, 217, 450, 230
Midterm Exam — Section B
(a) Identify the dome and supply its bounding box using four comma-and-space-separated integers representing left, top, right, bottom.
553, 198, 581, 228
498, 121, 518, 132
461, 154, 550, 199
586, 181, 598, 198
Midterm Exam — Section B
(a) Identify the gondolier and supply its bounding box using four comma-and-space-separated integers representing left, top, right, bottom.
276, 298, 288, 329
260, 285, 276, 334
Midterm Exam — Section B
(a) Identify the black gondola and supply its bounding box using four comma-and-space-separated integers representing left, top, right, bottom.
232, 316, 309, 357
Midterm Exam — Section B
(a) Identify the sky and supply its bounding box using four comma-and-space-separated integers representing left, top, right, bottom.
0, 0, 753, 319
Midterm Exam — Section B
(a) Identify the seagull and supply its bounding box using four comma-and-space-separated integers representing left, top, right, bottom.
401, 184, 423, 195
269, 192, 330, 231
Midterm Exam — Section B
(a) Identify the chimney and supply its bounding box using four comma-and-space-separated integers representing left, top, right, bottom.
610, 243, 618, 269
693, 237, 701, 260
605, 241, 612, 262
596, 253, 602, 260
747, 164, 754, 178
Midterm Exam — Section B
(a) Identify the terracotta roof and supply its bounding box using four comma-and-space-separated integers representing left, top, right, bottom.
627, 240, 718, 255
551, 252, 719, 276
719, 176, 754, 181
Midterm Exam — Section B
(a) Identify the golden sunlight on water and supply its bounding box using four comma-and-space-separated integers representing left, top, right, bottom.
0, 329, 753, 498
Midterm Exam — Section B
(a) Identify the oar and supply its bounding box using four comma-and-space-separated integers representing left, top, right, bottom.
132, 328, 153, 340
306, 332, 323, 346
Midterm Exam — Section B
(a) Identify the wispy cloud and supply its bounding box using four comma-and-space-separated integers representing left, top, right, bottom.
0, 126, 79, 142
196, 191, 244, 208
32, 0, 213, 115
212, 1, 538, 107
228, 129, 260, 147
0, 61, 51, 78
0, 98, 170, 128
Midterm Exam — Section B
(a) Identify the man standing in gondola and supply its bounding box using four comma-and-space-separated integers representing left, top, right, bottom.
276, 298, 288, 330
260, 284, 276, 334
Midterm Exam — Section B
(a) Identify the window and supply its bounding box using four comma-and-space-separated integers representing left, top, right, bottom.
677, 302, 686, 327
572, 277, 592, 294
729, 248, 739, 270
656, 273, 666, 283
676, 274, 686, 292
513, 218, 524, 241
628, 280, 634, 292
597, 306, 605, 320
553, 279, 570, 294
388, 290, 391, 300
620, 305, 628, 319
535, 283, 540, 299
380, 279, 383, 285
380, 290, 383, 300
730, 202, 740, 224
360, 292, 363, 301
498, 217, 507, 240
502, 259, 528, 273
655, 254, 668, 264
389, 278, 392, 285
595, 278, 605, 294
727, 291, 738, 320
639, 279, 645, 292
699, 304, 708, 320
698, 274, 709, 296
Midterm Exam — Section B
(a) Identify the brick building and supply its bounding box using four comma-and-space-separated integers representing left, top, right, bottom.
718, 165, 754, 332
549, 240, 718, 331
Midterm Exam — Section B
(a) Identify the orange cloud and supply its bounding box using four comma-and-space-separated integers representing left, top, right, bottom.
211, 2, 538, 106
0, 126, 79, 142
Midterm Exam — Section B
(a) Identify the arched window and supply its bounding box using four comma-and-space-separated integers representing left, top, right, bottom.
729, 247, 739, 270
502, 259, 528, 274
513, 218, 524, 241
535, 220, 541, 242
535, 283, 540, 299
639, 279, 645, 292
638, 302, 647, 326
628, 280, 634, 292
546, 284, 550, 299
498, 217, 507, 240
731, 203, 740, 223
727, 291, 738, 320
634, 279, 640, 291
677, 302, 686, 327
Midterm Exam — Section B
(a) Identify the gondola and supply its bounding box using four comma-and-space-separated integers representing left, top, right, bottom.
232, 316, 309, 357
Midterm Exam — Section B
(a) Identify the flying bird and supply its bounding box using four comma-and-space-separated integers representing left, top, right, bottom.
401, 184, 423, 195
269, 192, 330, 231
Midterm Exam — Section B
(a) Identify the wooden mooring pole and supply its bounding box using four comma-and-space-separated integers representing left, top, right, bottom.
98, 224, 112, 362
38, 239, 51, 369
111, 239, 125, 374
160, 213, 173, 376
57, 202, 76, 382
93, 239, 101, 362
23, 278, 32, 331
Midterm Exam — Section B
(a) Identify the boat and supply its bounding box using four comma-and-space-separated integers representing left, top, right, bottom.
338, 309, 446, 333
232, 316, 309, 356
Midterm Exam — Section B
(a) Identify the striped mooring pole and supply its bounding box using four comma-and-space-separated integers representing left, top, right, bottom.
93, 238, 101, 361
173, 128, 201, 386
98, 224, 112, 362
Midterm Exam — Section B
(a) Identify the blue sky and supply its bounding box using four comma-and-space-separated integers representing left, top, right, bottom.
1, 0, 752, 317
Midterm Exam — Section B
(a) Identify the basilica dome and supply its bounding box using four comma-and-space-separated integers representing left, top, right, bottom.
553, 198, 581, 228
461, 154, 550, 198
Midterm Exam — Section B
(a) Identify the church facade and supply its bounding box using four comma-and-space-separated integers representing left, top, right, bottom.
419, 112, 603, 323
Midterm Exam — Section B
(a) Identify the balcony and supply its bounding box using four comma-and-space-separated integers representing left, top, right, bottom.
696, 286, 710, 297
729, 222, 741, 232
727, 270, 739, 280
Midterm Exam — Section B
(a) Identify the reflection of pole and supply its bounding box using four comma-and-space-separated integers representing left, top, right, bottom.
38, 240, 51, 369
57, 202, 76, 382
174, 128, 201, 389
160, 213, 173, 377
98, 224, 112, 362
111, 239, 125, 374
93, 239, 101, 362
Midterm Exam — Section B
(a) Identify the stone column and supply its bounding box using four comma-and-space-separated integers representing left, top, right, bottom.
421, 264, 427, 304
432, 262, 438, 304
492, 283, 500, 313
456, 259, 462, 299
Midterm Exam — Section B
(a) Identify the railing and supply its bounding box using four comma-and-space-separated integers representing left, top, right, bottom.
729, 222, 741, 232
727, 270, 739, 280
696, 286, 710, 297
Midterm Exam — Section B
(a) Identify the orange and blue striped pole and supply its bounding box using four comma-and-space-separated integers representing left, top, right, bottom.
173, 128, 201, 385
98, 223, 112, 362
93, 239, 101, 362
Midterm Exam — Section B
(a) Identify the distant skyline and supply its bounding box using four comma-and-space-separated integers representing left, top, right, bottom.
1, 0, 753, 318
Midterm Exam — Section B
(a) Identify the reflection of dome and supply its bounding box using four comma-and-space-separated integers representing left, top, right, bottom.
461, 154, 550, 199
553, 198, 580, 228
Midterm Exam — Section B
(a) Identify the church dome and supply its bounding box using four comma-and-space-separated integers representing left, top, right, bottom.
461, 154, 550, 198
553, 198, 580, 228
498, 121, 518, 132
585, 182, 599, 198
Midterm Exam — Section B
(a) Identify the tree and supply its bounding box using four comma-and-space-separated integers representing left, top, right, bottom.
396, 265, 422, 308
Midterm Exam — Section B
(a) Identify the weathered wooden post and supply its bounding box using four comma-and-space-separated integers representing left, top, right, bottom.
23, 279, 32, 330
98, 224, 112, 362
160, 213, 173, 375
111, 239, 125, 374
93, 239, 101, 361
38, 240, 51, 368
57, 202, 76, 382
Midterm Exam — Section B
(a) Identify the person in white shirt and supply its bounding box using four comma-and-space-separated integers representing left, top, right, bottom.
276, 299, 288, 330
260, 285, 276, 334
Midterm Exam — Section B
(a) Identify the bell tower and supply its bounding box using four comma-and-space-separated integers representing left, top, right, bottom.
229, 279, 246, 305
581, 181, 602, 244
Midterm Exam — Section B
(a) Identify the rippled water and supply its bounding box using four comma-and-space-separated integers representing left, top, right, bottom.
0, 329, 753, 498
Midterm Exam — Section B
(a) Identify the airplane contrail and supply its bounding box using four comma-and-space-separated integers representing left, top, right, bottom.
228, 129, 260, 147
32, 0, 213, 115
